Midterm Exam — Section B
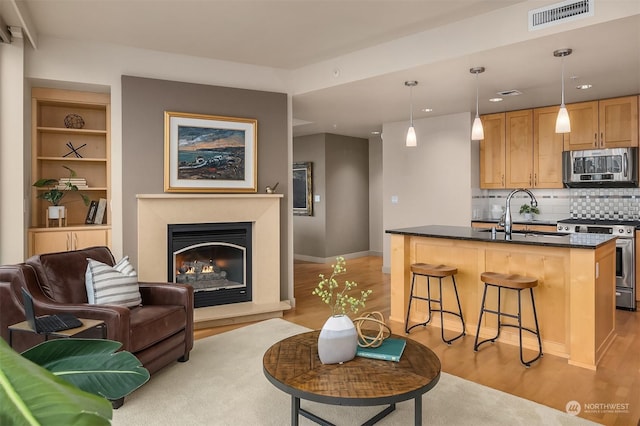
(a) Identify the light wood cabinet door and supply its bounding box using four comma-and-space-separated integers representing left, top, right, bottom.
73, 229, 110, 250
479, 113, 506, 188
533, 106, 564, 188
563, 96, 638, 150
598, 96, 638, 148
30, 231, 72, 255
505, 110, 533, 188
28, 228, 110, 256
564, 101, 599, 150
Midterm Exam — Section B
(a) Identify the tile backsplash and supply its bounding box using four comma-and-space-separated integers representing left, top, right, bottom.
569, 187, 640, 220
472, 187, 640, 222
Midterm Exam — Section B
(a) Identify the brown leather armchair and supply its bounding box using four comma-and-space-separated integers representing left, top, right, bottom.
0, 246, 193, 376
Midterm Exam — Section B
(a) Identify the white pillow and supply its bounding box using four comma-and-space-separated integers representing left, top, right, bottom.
85, 256, 142, 307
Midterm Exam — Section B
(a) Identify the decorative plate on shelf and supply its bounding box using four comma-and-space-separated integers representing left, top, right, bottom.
64, 113, 85, 129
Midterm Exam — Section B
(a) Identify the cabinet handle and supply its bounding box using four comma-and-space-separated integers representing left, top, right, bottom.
73, 233, 78, 250
594, 133, 597, 147
534, 174, 537, 186
529, 174, 532, 186
502, 175, 504, 186
600, 132, 604, 148
66, 233, 71, 251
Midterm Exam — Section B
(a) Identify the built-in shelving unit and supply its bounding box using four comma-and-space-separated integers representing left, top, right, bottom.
28, 88, 111, 256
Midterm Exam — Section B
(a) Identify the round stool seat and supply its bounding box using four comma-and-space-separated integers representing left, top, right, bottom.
411, 263, 457, 278
480, 272, 537, 289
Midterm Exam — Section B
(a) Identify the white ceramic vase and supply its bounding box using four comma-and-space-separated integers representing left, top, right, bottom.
48, 205, 66, 219
523, 213, 533, 221
317, 315, 358, 364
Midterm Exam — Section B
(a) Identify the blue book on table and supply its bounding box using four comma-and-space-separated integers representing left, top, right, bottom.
356, 337, 406, 362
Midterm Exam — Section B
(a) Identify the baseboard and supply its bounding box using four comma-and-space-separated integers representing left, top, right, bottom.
294, 250, 377, 263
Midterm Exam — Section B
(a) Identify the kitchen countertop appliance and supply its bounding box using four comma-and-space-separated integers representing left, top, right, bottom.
557, 218, 637, 310
562, 147, 638, 187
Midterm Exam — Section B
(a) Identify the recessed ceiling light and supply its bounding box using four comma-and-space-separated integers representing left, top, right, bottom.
576, 84, 592, 90
422, 108, 433, 113
489, 97, 503, 102
371, 131, 381, 135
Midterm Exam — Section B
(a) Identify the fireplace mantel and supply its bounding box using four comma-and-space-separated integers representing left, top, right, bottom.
137, 193, 290, 328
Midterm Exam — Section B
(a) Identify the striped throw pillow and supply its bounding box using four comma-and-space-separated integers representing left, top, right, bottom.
85, 256, 142, 307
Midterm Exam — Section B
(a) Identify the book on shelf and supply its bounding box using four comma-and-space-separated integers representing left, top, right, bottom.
93, 198, 107, 225
356, 337, 406, 362
85, 200, 98, 224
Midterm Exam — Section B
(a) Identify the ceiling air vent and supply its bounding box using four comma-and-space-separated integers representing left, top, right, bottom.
496, 90, 522, 97
529, 0, 594, 31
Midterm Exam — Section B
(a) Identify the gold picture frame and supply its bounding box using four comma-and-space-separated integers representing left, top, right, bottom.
164, 111, 257, 192
293, 162, 313, 216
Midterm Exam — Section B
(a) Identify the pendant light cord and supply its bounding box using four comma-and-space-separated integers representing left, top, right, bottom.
409, 85, 414, 126
475, 72, 480, 117
560, 56, 566, 107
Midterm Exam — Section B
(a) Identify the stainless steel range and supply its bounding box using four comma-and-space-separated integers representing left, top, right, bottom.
557, 219, 637, 311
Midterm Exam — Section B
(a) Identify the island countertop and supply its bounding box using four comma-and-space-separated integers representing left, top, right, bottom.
386, 225, 617, 249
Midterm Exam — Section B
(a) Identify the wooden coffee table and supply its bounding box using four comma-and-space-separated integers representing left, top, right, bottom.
263, 330, 441, 426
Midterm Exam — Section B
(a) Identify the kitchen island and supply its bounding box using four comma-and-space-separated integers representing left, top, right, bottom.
386, 225, 617, 370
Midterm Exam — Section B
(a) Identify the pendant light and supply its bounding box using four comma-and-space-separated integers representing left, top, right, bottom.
405, 81, 418, 147
554, 48, 572, 133
470, 67, 485, 140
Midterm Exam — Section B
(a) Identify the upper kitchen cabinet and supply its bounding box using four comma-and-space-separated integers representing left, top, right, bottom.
505, 109, 533, 188
479, 113, 506, 188
564, 95, 639, 150
480, 108, 562, 189
533, 106, 564, 188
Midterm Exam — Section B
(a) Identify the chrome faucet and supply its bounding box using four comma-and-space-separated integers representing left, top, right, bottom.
499, 188, 538, 235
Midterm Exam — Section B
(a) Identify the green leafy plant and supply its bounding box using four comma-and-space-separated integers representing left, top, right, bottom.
0, 338, 149, 425
312, 256, 372, 316
33, 165, 90, 206
519, 204, 540, 215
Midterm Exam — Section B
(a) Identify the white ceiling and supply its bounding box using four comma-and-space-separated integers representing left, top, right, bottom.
3, 0, 640, 139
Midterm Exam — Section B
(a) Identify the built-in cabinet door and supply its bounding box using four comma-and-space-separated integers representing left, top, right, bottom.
598, 96, 639, 148
73, 229, 111, 251
479, 113, 506, 188
28, 228, 110, 256
563, 101, 599, 150
533, 106, 564, 188
505, 110, 533, 188
30, 231, 71, 255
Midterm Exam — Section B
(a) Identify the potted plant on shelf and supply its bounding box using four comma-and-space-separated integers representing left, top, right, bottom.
519, 203, 540, 221
33, 165, 90, 220
312, 256, 372, 364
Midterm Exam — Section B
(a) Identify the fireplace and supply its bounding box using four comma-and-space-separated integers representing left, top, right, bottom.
168, 222, 252, 308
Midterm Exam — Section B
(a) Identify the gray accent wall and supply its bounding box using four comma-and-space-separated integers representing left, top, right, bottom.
121, 76, 289, 298
293, 133, 369, 259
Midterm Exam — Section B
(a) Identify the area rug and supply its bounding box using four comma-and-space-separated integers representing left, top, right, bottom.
112, 318, 599, 425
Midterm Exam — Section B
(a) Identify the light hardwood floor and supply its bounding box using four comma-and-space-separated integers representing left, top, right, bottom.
195, 256, 639, 426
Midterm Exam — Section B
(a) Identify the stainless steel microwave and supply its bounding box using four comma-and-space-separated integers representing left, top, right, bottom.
562, 147, 638, 187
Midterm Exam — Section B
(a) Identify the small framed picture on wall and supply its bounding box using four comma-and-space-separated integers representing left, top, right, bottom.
293, 162, 313, 216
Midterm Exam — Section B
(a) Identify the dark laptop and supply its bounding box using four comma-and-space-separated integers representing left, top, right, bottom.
21, 288, 83, 334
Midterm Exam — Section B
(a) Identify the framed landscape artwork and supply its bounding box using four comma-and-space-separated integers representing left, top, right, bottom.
293, 162, 313, 216
164, 111, 257, 192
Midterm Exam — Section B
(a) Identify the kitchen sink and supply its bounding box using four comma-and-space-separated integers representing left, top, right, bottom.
476, 229, 567, 238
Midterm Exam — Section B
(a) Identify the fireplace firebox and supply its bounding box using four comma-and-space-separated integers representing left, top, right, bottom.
168, 222, 252, 308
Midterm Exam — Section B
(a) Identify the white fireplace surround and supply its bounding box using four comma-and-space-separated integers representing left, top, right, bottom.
137, 194, 290, 328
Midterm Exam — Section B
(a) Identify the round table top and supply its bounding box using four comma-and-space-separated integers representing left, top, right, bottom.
263, 330, 441, 406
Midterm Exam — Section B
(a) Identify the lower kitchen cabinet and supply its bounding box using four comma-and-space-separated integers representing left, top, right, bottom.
28, 226, 111, 256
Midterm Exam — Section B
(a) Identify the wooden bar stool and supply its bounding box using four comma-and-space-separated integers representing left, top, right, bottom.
405, 263, 465, 344
473, 272, 543, 367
